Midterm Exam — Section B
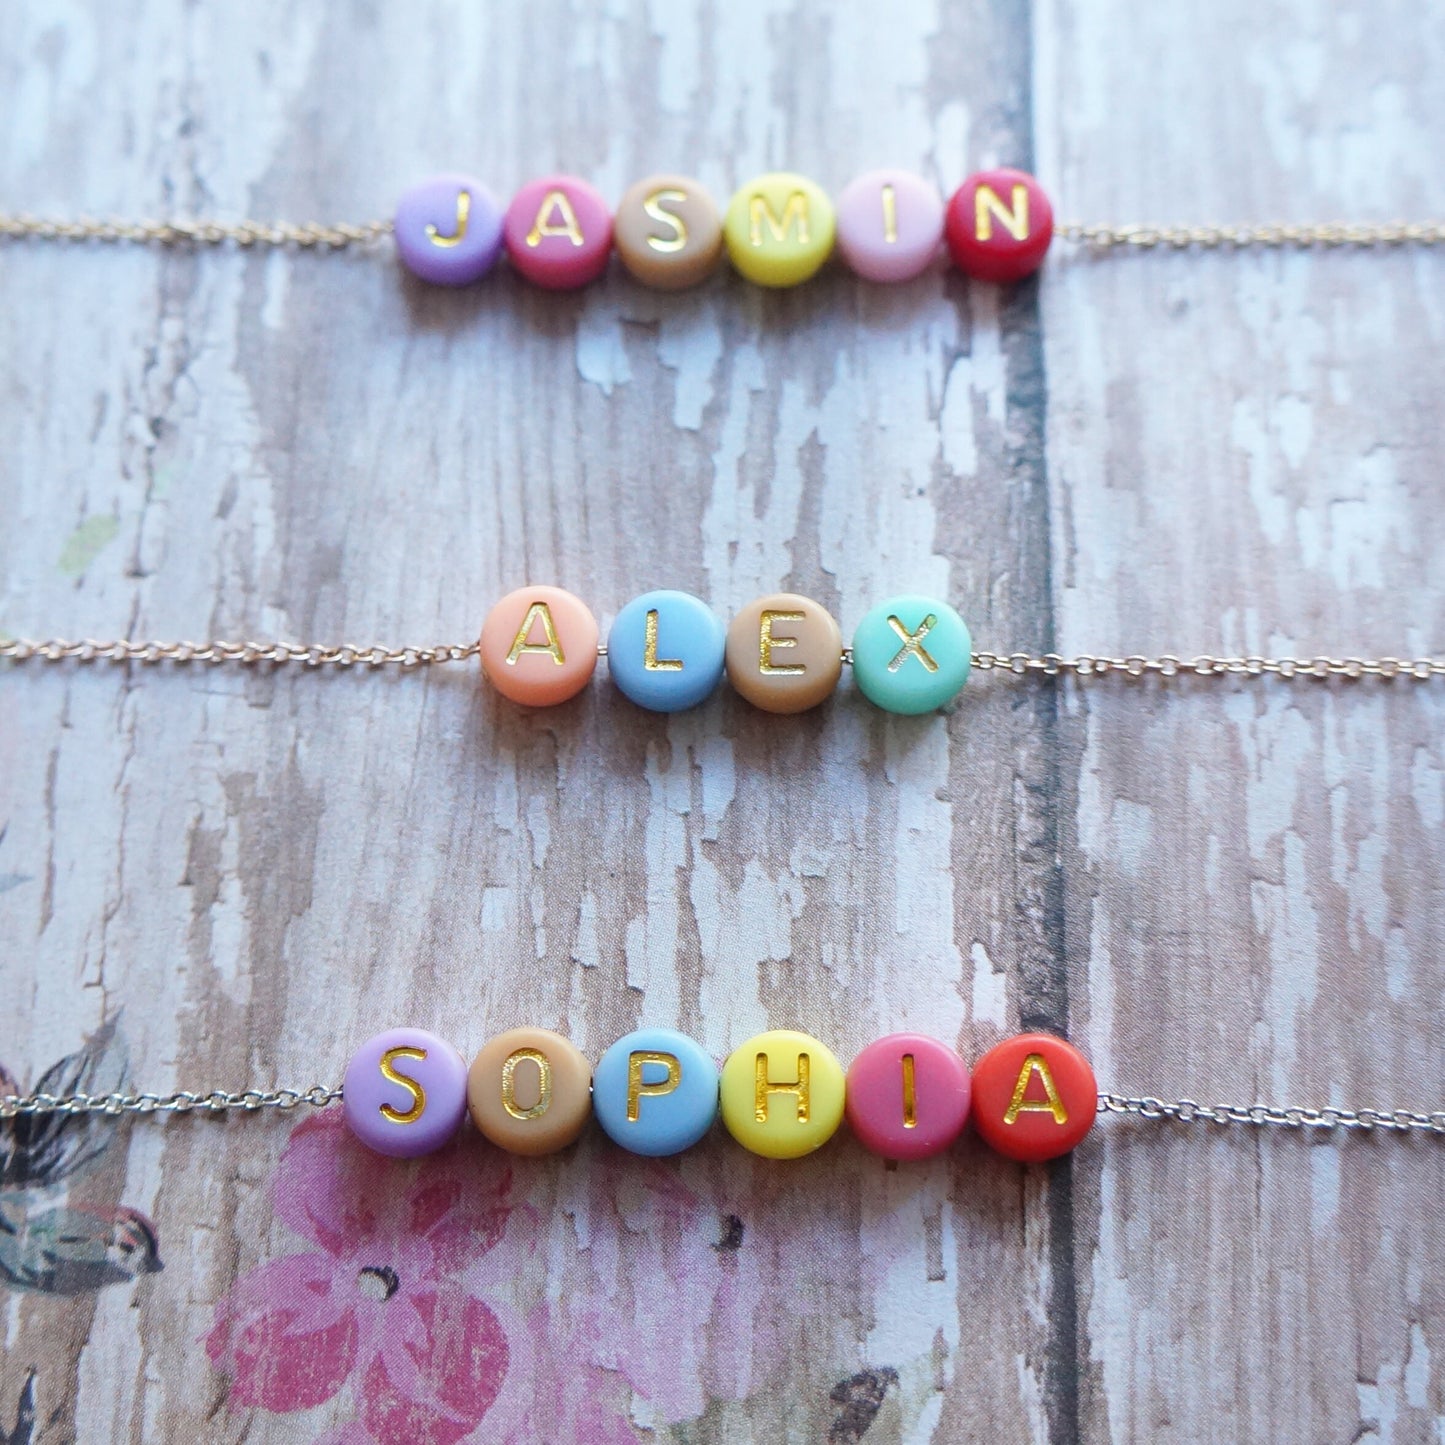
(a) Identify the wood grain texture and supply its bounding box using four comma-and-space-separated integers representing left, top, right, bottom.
0, 1, 1440, 1441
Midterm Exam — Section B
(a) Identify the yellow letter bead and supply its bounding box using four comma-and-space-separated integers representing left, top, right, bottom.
724, 172, 836, 288
719, 1029, 845, 1158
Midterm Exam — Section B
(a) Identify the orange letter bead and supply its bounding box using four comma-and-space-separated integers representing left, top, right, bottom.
467, 1027, 593, 1155
480, 585, 599, 706
970, 1032, 1097, 1162
724, 593, 843, 713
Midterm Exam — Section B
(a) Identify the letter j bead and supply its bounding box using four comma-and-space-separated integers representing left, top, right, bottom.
342, 1027, 470, 1157
394, 175, 506, 286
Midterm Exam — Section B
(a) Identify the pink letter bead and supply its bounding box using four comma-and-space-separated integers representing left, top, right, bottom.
394, 174, 505, 286
945, 168, 1054, 283
845, 1034, 971, 1160
343, 1028, 469, 1158
834, 170, 944, 283
480, 586, 600, 706
503, 176, 613, 289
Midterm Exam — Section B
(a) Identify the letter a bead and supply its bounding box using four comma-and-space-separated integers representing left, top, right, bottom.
850, 595, 972, 714
724, 172, 836, 288
479, 586, 600, 706
593, 1028, 719, 1156
394, 175, 505, 287
608, 590, 726, 712
720, 1029, 846, 1159
834, 170, 944, 283
467, 1027, 593, 1155
845, 1034, 971, 1160
503, 175, 613, 290
342, 1028, 470, 1158
970, 1032, 1097, 1162
945, 168, 1054, 284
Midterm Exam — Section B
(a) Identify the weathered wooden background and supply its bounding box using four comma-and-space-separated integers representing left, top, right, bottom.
1, 1, 1443, 1440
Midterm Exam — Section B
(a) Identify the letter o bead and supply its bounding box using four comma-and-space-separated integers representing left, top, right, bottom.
593, 1028, 719, 1156
724, 172, 836, 288
845, 1034, 971, 1161
394, 174, 505, 287
467, 1028, 593, 1155
970, 1032, 1097, 1162
945, 168, 1054, 284
725, 593, 843, 714
720, 1029, 846, 1159
608, 590, 726, 712
479, 586, 600, 707
342, 1028, 469, 1158
834, 170, 944, 283
614, 174, 724, 290
850, 596, 972, 715
503, 175, 613, 290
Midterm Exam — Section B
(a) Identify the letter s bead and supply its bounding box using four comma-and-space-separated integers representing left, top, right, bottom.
342, 1028, 470, 1158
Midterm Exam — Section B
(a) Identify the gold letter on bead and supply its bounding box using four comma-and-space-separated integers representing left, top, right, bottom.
378, 1046, 428, 1124
643, 609, 684, 671
626, 1051, 683, 1121
500, 1048, 553, 1120
759, 610, 806, 674
642, 188, 690, 253
881, 183, 898, 244
975, 183, 1030, 243
886, 613, 940, 673
1003, 1053, 1068, 1126
755, 1051, 811, 1124
749, 191, 810, 247
506, 602, 567, 667
526, 190, 586, 248
901, 1053, 918, 1128
425, 190, 471, 249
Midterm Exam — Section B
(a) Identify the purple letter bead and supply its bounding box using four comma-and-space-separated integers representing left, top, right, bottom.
394, 174, 505, 286
342, 1028, 469, 1157
834, 169, 944, 283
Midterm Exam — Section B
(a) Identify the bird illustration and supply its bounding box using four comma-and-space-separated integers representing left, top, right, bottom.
0, 1202, 162, 1296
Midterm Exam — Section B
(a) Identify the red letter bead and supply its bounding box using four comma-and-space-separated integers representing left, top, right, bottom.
503, 176, 613, 290
845, 1034, 970, 1160
970, 1032, 1096, 1162
944, 168, 1054, 283
479, 586, 600, 706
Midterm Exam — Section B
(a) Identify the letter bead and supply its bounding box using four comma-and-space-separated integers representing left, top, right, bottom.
723, 172, 836, 288
725, 593, 843, 714
593, 1028, 719, 1156
393, 174, 506, 287
945, 168, 1054, 284
479, 586, 600, 707
970, 1032, 1097, 1162
850, 595, 972, 715
720, 1029, 846, 1159
467, 1027, 593, 1155
834, 170, 945, 283
607, 590, 726, 713
342, 1028, 469, 1158
845, 1034, 971, 1160
503, 176, 613, 290
613, 174, 724, 290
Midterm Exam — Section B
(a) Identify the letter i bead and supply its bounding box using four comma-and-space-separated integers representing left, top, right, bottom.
969, 1032, 1097, 1162
834, 170, 945, 283
845, 1033, 972, 1160
342, 1028, 470, 1157
720, 1029, 846, 1158
593, 1028, 720, 1155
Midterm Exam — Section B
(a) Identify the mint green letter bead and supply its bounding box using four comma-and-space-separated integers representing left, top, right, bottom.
850, 596, 972, 714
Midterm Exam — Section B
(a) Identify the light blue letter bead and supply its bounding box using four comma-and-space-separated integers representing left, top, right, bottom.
851, 595, 972, 714
593, 1028, 719, 1156
607, 591, 726, 712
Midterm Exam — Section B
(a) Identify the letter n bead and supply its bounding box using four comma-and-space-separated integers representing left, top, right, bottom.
720, 1029, 846, 1159
593, 1028, 719, 1156
850, 596, 972, 714
343, 1028, 470, 1157
970, 1032, 1097, 1162
945, 168, 1054, 284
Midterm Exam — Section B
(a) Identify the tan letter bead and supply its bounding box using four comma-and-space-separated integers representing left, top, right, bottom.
613, 173, 723, 290
725, 593, 843, 713
467, 1027, 592, 1155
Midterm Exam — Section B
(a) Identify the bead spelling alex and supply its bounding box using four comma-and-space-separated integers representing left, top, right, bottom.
393, 166, 1054, 290
341, 1025, 1097, 1165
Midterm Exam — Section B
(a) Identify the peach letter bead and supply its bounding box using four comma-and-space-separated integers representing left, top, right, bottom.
480, 585, 600, 706
467, 1027, 593, 1156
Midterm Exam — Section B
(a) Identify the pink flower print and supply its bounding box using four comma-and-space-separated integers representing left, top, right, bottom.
206, 1112, 512, 1445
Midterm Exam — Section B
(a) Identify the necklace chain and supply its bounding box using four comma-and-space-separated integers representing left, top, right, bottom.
1, 636, 1440, 681
3, 213, 1444, 254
